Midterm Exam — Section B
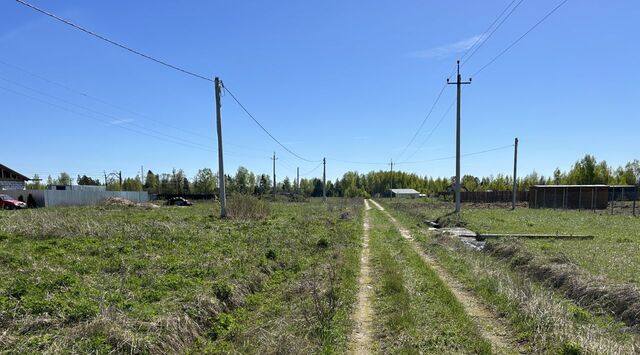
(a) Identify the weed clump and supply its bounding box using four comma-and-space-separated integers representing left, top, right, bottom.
226, 195, 270, 220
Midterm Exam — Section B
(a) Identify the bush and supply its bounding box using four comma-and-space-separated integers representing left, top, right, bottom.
226, 195, 270, 220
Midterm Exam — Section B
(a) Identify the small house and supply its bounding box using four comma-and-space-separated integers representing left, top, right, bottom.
390, 188, 420, 198
0, 164, 29, 190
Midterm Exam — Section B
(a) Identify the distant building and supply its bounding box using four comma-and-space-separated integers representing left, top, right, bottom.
390, 188, 420, 198
0, 164, 30, 190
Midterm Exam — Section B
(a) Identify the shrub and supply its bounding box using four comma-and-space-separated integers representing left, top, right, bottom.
226, 195, 270, 220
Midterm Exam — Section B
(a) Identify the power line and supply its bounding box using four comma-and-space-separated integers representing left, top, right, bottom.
397, 144, 514, 165
395, 84, 448, 160
472, 0, 570, 77
0, 58, 215, 142
326, 157, 387, 166
14, 0, 213, 83
0, 84, 262, 160
461, 0, 527, 66
459, 0, 519, 63
404, 98, 456, 161
0, 75, 219, 151
221, 84, 322, 163
300, 162, 323, 177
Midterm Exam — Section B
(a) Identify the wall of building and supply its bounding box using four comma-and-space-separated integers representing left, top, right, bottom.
0, 180, 25, 191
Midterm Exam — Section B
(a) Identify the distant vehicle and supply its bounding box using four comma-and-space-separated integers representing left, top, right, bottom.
165, 197, 193, 206
0, 194, 27, 210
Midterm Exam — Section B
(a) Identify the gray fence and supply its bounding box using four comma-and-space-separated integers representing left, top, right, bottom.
4, 189, 149, 207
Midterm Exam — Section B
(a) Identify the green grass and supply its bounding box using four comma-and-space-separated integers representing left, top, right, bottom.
384, 199, 640, 285
367, 208, 491, 353
380, 199, 640, 353
0, 198, 362, 353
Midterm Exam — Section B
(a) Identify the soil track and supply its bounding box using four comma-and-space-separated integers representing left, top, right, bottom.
348, 199, 374, 354
369, 199, 518, 353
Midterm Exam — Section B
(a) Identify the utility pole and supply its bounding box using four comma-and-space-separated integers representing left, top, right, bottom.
296, 167, 300, 193
389, 159, 394, 198
512, 138, 519, 210
272, 152, 278, 200
215, 77, 226, 218
118, 171, 122, 190
103, 171, 107, 188
447, 60, 472, 214
323, 157, 327, 202
140, 165, 144, 185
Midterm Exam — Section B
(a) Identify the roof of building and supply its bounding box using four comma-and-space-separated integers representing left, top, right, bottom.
0, 164, 30, 181
390, 188, 420, 194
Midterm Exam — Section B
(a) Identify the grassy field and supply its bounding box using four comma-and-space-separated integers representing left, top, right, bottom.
385, 199, 640, 285
381, 198, 640, 352
367, 208, 492, 353
0, 198, 362, 353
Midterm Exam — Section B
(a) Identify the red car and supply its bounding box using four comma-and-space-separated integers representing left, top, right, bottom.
0, 194, 27, 210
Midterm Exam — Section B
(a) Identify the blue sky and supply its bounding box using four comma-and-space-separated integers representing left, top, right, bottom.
1, 0, 638, 182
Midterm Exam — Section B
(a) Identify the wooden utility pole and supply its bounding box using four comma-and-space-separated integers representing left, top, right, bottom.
389, 159, 394, 198
512, 137, 519, 210
118, 171, 122, 190
214, 77, 226, 217
296, 167, 299, 193
272, 152, 278, 200
322, 157, 327, 202
447, 60, 472, 214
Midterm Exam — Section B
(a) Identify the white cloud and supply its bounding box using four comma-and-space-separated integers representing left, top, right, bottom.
109, 118, 134, 126
411, 34, 484, 59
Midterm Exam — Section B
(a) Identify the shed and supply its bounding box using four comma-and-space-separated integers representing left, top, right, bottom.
529, 185, 609, 209
608, 185, 638, 201
390, 188, 420, 198
0, 164, 30, 190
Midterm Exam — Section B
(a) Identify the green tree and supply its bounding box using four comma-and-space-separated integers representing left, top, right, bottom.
193, 168, 217, 194
77, 174, 101, 186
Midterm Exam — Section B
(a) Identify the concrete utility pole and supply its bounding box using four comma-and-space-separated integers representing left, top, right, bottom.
272, 152, 278, 200
512, 137, 519, 210
447, 60, 472, 214
323, 157, 327, 202
389, 159, 394, 198
214, 77, 226, 218
140, 165, 144, 185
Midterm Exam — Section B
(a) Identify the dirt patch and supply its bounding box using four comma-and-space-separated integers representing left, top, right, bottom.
348, 199, 374, 354
371, 200, 519, 352
103, 197, 159, 209
487, 241, 640, 328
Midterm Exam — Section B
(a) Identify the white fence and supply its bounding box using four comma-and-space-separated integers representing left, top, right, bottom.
4, 189, 149, 207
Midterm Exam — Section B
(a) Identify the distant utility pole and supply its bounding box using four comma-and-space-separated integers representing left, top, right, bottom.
447, 60, 472, 214
323, 157, 327, 202
140, 165, 144, 185
389, 159, 394, 198
512, 138, 519, 210
103, 171, 107, 187
215, 77, 226, 218
272, 152, 278, 200
118, 171, 122, 190
296, 167, 300, 193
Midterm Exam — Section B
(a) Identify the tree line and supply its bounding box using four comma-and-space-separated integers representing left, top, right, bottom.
26, 155, 639, 197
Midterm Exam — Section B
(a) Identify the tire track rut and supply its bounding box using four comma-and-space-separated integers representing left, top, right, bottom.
348, 199, 374, 354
